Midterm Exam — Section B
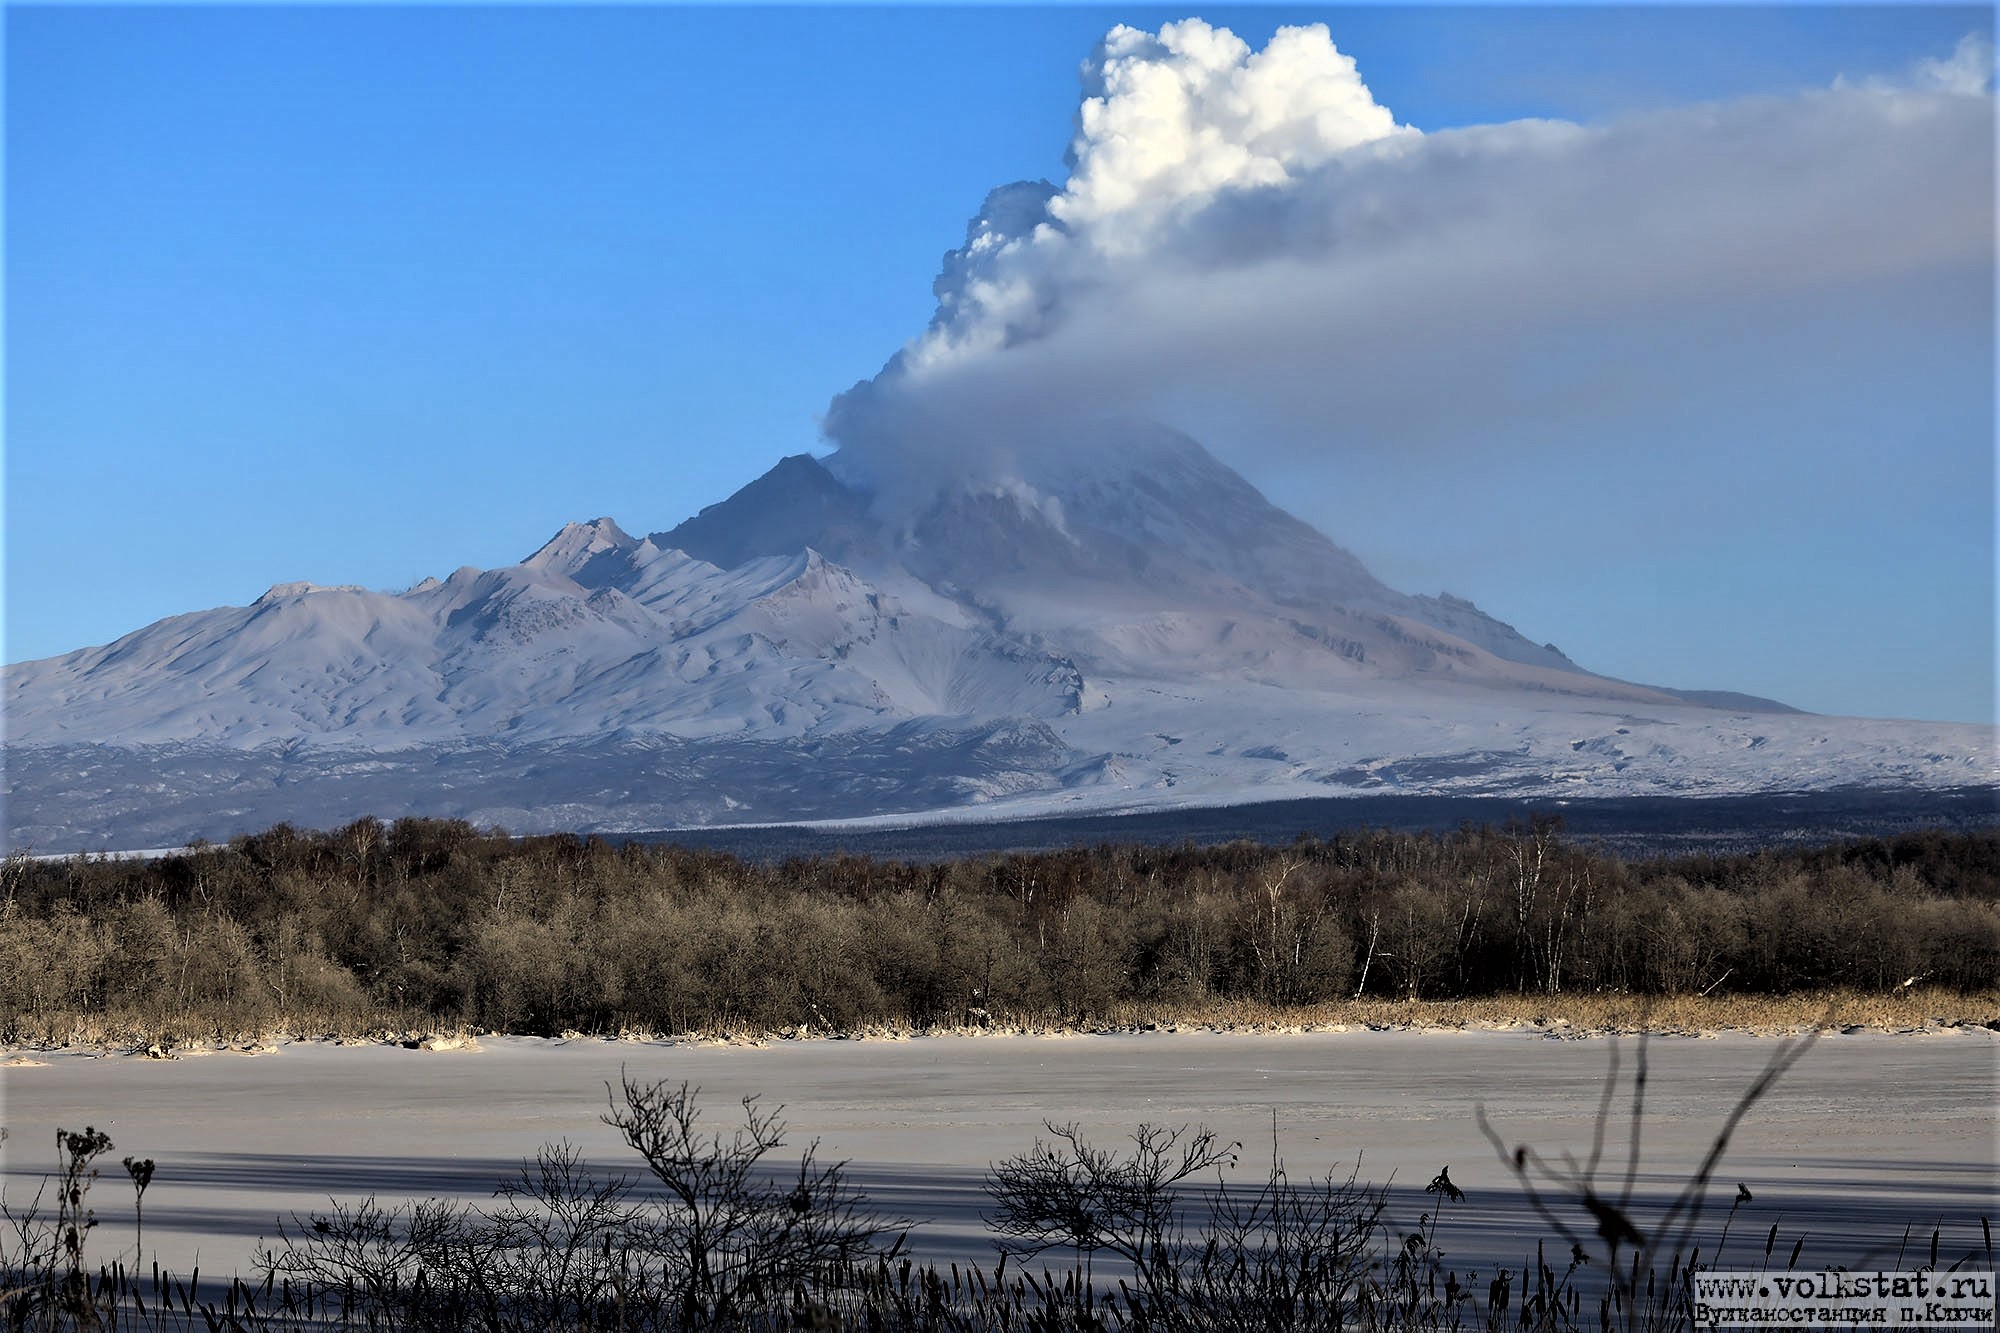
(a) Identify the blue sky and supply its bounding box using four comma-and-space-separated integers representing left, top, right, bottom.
6, 5, 1993, 724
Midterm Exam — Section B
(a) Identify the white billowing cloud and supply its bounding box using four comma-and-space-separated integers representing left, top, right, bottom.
825, 20, 1994, 492
1055, 20, 1404, 238
1898, 32, 1993, 95
900, 20, 1405, 377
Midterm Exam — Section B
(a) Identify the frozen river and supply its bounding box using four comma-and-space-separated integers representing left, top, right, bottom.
3, 1028, 1994, 1284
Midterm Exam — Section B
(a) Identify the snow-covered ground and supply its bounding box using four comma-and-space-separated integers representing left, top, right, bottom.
8, 674, 1990, 850
2, 1029, 1993, 1283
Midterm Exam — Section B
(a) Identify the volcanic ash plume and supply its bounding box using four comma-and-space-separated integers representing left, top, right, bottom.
823, 18, 1993, 497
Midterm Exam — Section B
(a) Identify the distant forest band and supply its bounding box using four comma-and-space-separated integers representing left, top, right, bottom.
3, 819, 1994, 1046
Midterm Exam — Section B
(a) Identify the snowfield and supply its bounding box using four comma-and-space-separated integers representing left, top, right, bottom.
1, 1029, 1993, 1285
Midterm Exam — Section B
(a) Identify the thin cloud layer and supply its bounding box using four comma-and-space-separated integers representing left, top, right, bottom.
825, 19, 1993, 492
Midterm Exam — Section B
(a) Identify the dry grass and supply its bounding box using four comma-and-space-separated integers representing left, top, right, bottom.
6, 987, 1994, 1056
2, 1006, 454, 1055
1091, 987, 2000, 1035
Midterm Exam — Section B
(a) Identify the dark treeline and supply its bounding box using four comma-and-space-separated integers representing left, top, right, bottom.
2, 819, 1995, 1040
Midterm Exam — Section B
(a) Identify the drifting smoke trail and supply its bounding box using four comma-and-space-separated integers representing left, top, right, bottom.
823, 20, 1992, 496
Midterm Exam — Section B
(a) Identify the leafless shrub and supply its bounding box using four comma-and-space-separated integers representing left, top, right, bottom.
604, 1074, 908, 1326
256, 1073, 906, 1331
1476, 1028, 1822, 1333
986, 1119, 1403, 1332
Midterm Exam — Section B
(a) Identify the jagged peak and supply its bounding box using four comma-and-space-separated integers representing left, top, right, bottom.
254, 581, 367, 604
654, 453, 870, 571
523, 516, 638, 570
759, 547, 848, 590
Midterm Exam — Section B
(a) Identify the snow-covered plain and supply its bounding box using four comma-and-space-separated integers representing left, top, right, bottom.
7, 425, 1993, 849
2, 1029, 1993, 1284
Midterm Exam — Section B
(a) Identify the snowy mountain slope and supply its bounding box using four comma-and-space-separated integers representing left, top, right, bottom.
712, 422, 1586, 673
6, 536, 1084, 751
6, 421, 1992, 849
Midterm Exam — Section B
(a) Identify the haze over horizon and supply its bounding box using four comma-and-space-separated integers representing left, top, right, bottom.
8, 7, 1994, 724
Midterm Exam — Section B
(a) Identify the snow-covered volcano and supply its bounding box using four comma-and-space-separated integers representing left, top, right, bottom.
6, 423, 1991, 849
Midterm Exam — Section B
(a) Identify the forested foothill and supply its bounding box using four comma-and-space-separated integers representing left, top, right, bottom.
2, 818, 1995, 1046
